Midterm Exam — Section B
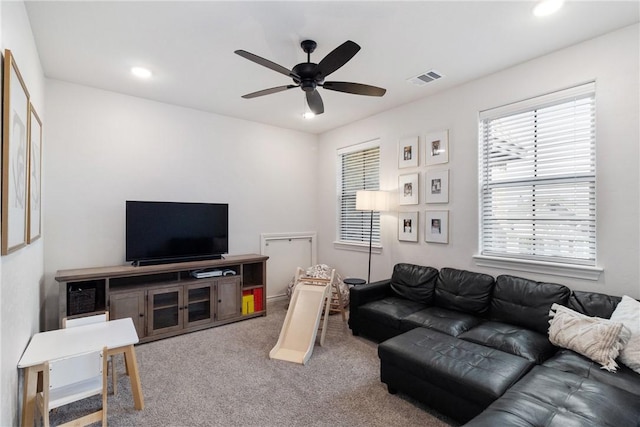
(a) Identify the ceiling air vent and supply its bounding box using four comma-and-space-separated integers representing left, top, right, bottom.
407, 69, 443, 87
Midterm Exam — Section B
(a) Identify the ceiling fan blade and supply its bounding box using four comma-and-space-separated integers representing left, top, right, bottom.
235, 50, 299, 79
241, 85, 298, 99
322, 81, 386, 97
306, 90, 324, 115
317, 40, 360, 78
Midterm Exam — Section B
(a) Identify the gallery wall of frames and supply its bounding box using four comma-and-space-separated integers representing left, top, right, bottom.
397, 130, 449, 244
2, 49, 43, 255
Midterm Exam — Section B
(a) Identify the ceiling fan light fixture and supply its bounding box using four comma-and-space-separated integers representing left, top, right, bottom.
533, 0, 564, 17
131, 66, 152, 79
302, 97, 316, 120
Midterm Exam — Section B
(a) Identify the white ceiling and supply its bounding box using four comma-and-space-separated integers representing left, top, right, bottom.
24, 1, 639, 135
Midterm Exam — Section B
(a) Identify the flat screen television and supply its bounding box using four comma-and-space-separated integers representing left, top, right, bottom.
126, 201, 228, 266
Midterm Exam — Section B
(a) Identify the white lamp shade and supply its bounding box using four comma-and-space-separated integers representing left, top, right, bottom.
356, 190, 390, 211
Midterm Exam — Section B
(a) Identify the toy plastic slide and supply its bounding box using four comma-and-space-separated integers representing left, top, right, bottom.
269, 283, 331, 365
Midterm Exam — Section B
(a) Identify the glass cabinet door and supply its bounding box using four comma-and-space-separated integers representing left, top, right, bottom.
147, 286, 183, 335
186, 282, 214, 327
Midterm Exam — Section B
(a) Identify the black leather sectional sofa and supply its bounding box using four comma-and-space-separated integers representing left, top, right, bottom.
348, 263, 640, 426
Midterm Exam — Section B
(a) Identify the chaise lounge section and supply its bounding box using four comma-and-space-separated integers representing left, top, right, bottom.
379, 327, 533, 423
349, 263, 640, 425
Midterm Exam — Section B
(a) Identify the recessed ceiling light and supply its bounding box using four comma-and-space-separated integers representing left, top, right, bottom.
533, 0, 564, 17
131, 67, 152, 79
302, 111, 315, 120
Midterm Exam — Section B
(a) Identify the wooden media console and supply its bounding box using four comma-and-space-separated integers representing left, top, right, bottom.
56, 254, 268, 343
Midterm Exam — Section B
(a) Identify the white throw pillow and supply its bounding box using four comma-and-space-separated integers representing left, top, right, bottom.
548, 303, 629, 372
609, 295, 640, 374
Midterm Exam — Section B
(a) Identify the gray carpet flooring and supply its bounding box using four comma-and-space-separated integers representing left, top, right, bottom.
47, 300, 457, 426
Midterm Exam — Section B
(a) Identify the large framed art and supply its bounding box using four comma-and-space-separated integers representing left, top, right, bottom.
2, 50, 30, 255
28, 104, 42, 243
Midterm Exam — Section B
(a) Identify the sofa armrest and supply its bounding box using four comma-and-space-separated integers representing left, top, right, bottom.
348, 279, 393, 335
349, 279, 393, 307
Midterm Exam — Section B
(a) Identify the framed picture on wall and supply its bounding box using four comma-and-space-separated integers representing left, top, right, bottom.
425, 210, 449, 244
398, 211, 419, 242
425, 169, 449, 204
2, 49, 30, 255
399, 173, 419, 205
27, 104, 43, 243
398, 136, 419, 168
425, 130, 449, 166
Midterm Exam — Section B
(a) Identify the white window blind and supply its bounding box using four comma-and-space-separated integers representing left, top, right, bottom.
479, 83, 596, 266
337, 142, 380, 245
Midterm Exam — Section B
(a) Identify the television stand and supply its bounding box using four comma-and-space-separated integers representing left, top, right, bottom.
56, 254, 268, 343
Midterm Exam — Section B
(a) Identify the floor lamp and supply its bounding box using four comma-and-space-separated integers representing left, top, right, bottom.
355, 190, 390, 283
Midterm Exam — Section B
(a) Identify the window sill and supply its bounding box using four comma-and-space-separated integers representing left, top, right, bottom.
472, 255, 603, 281
334, 241, 382, 254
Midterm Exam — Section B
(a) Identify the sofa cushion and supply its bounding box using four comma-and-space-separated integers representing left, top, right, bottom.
548, 303, 629, 372
609, 295, 640, 374
459, 321, 556, 363
358, 297, 426, 330
463, 365, 640, 427
389, 263, 439, 304
401, 307, 483, 336
568, 290, 621, 318
490, 275, 570, 334
543, 349, 640, 397
434, 268, 495, 315
348, 279, 395, 339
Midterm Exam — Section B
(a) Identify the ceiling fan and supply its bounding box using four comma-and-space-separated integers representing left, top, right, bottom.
235, 40, 386, 115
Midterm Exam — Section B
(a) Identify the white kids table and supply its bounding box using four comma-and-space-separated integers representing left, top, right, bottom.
17, 317, 144, 426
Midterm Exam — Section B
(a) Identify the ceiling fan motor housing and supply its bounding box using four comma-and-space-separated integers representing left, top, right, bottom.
292, 62, 322, 91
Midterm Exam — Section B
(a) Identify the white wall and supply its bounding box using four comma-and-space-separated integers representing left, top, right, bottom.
317, 24, 640, 299
0, 2, 46, 426
43, 80, 319, 328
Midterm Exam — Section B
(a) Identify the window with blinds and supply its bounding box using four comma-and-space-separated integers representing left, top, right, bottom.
337, 141, 381, 245
479, 83, 596, 266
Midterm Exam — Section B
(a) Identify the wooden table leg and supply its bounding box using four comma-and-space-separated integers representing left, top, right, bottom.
21, 365, 40, 427
122, 345, 144, 410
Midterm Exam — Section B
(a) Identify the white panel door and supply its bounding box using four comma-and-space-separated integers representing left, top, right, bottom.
262, 236, 313, 299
